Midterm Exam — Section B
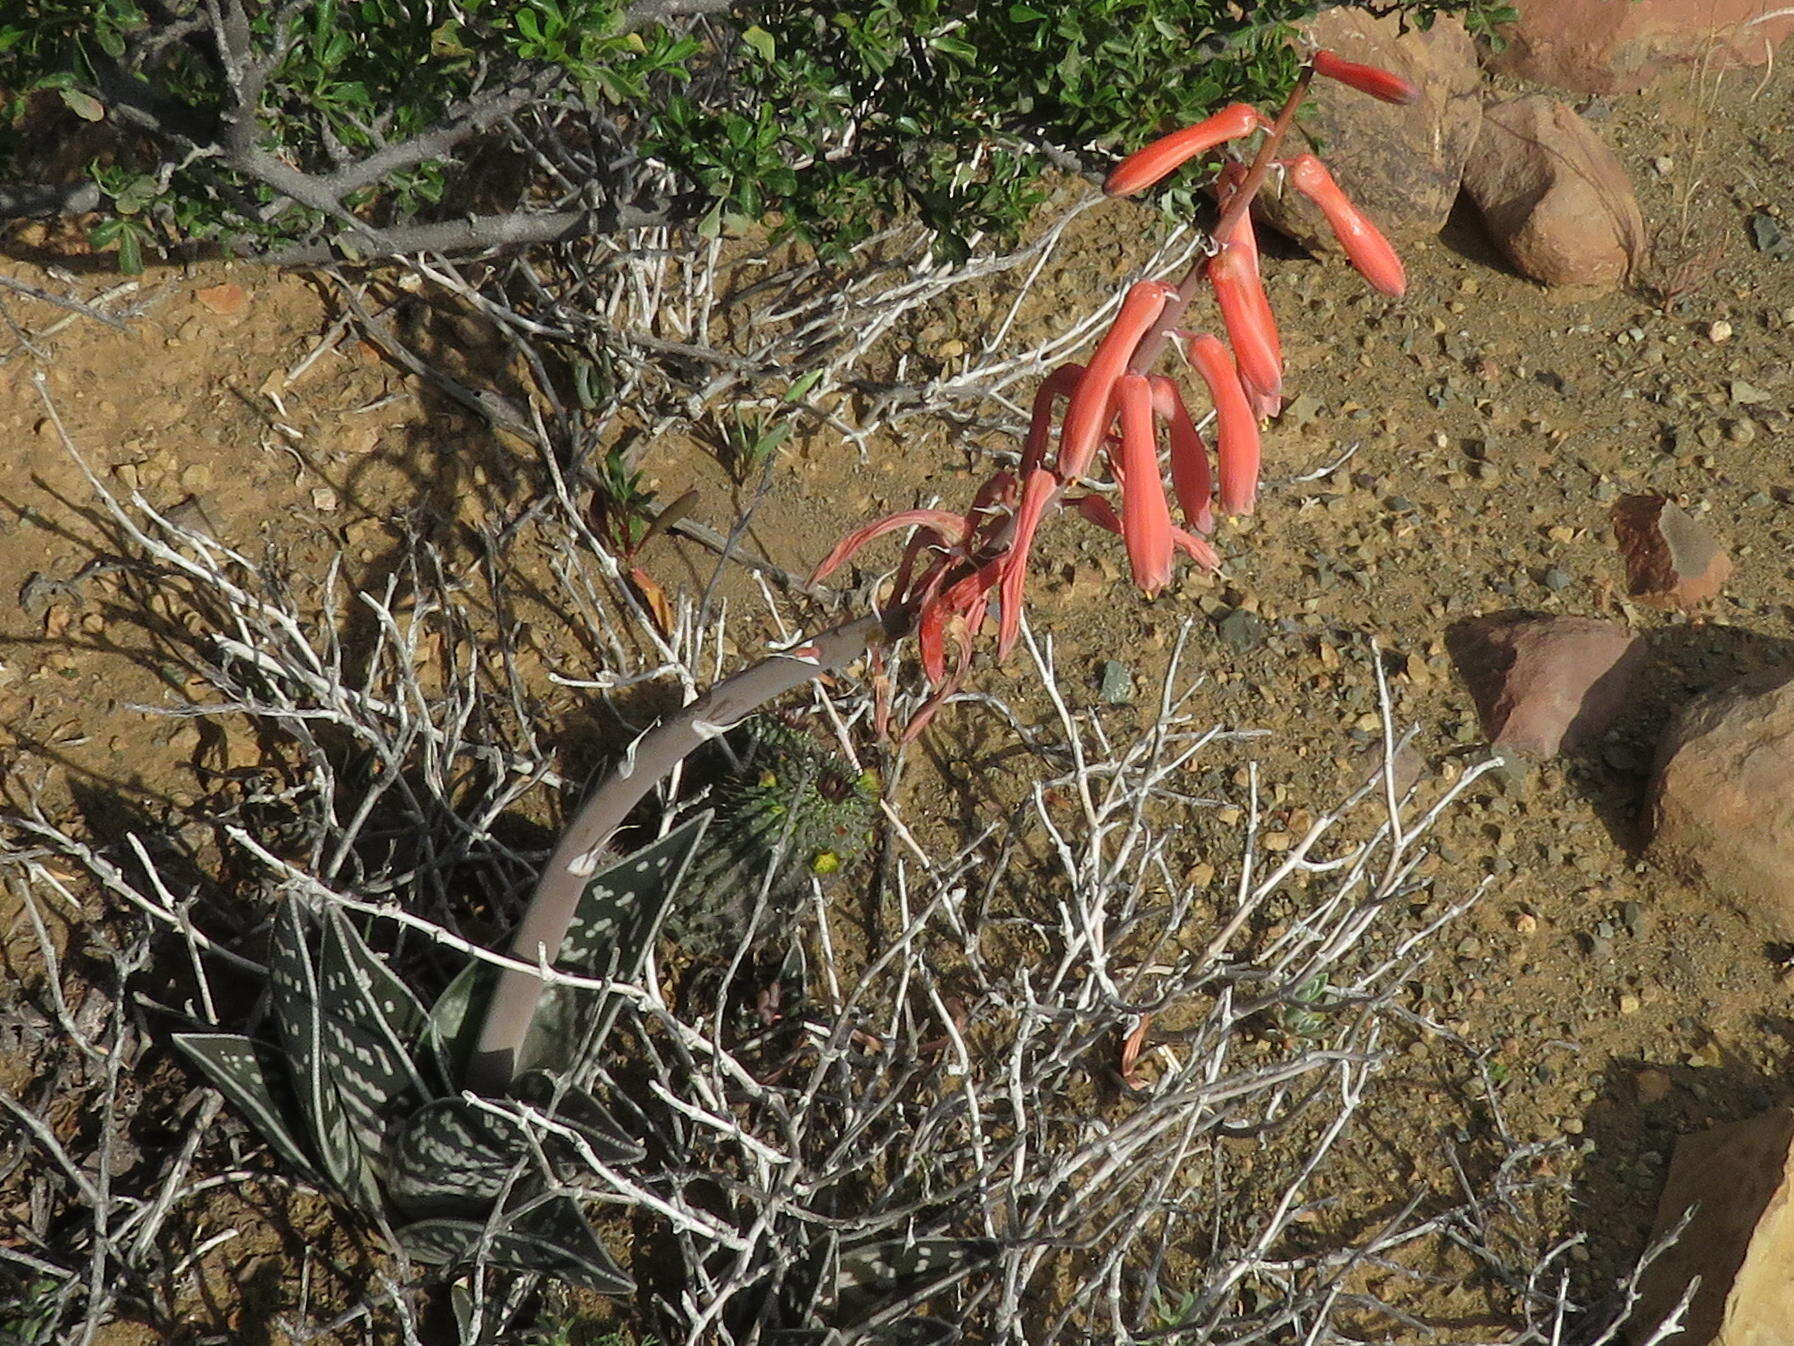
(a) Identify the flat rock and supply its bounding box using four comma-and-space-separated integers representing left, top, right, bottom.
1254, 9, 1481, 252
1633, 1107, 1794, 1344
1461, 96, 1645, 289
1488, 0, 1794, 95
1451, 614, 1645, 759
1650, 671, 1794, 934
1612, 493, 1732, 609
195, 282, 249, 318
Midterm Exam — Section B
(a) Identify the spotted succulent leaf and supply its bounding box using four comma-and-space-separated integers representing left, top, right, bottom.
268, 900, 378, 1208
833, 1238, 995, 1328
556, 811, 712, 976
314, 908, 431, 1167
171, 1033, 325, 1186
508, 1069, 644, 1167
395, 1193, 630, 1295
523, 810, 710, 1075
388, 1096, 530, 1219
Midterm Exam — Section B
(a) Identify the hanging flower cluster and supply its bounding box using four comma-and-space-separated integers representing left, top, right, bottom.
814, 49, 1420, 737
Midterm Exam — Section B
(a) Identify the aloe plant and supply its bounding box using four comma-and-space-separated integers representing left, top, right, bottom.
174, 815, 711, 1293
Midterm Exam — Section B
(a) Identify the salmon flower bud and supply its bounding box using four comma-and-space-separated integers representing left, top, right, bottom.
1057, 279, 1176, 479
1149, 375, 1213, 535
1185, 333, 1261, 517
1105, 103, 1271, 197
1114, 374, 1175, 596
1208, 247, 1282, 403
1310, 49, 1420, 105
1285, 154, 1406, 298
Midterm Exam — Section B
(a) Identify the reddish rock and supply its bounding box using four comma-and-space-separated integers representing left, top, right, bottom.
195, 282, 249, 318
1254, 9, 1482, 252
1461, 96, 1645, 289
1451, 615, 1645, 758
1489, 0, 1794, 96
1612, 494, 1732, 610
1633, 1108, 1794, 1345
1650, 671, 1794, 934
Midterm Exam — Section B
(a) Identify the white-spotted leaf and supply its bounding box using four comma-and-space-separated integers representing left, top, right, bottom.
172, 1033, 325, 1186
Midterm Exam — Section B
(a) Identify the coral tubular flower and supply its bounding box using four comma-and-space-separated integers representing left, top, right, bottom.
1149, 375, 1214, 535
1185, 333, 1261, 516
1310, 49, 1420, 105
809, 509, 972, 585
1105, 103, 1270, 197
1023, 362, 1086, 475
1208, 247, 1282, 403
996, 467, 1061, 659
1114, 374, 1174, 596
1285, 154, 1406, 298
1057, 280, 1177, 480
909, 559, 1003, 740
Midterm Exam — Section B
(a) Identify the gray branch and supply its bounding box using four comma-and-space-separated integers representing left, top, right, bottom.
0, 183, 104, 217
253, 203, 670, 267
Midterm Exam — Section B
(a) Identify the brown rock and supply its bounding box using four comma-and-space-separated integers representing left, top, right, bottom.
1489, 0, 1794, 96
1612, 494, 1732, 610
1650, 672, 1794, 934
1633, 1108, 1794, 1345
195, 282, 249, 318
1254, 9, 1481, 252
1461, 96, 1646, 289
1451, 614, 1645, 758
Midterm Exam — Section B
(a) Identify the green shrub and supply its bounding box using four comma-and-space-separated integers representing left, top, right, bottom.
0, 1, 1511, 262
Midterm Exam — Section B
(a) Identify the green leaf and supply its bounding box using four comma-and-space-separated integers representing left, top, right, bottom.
172, 1034, 326, 1186
783, 369, 823, 404
115, 228, 144, 276
508, 1069, 645, 1167
396, 1195, 630, 1294
928, 31, 978, 61
741, 24, 776, 62
58, 88, 104, 121
388, 1097, 529, 1219
268, 900, 379, 1209
313, 908, 431, 1167
424, 954, 491, 1093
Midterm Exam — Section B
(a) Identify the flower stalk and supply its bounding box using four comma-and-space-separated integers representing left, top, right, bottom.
471, 48, 1419, 1090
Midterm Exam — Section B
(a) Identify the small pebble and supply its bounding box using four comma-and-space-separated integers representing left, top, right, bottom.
1096, 659, 1133, 705
312, 486, 339, 512
1708, 320, 1733, 343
